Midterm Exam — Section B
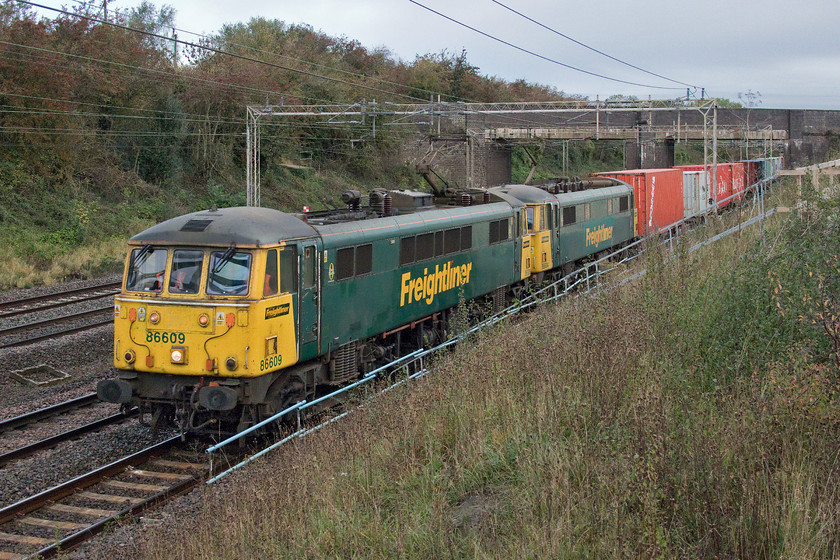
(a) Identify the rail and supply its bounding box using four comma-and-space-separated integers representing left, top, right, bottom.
0, 306, 114, 349
0, 408, 139, 467
0, 435, 203, 559
0, 393, 99, 434
0, 281, 120, 318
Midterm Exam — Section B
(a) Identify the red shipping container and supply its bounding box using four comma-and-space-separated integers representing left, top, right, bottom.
730, 162, 746, 200
592, 169, 683, 236
675, 164, 732, 208
741, 160, 760, 189
713, 165, 732, 207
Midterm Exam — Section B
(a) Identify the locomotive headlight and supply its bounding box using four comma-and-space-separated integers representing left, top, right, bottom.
225, 357, 238, 371
170, 346, 188, 364
123, 349, 136, 364
149, 311, 160, 325
198, 313, 210, 328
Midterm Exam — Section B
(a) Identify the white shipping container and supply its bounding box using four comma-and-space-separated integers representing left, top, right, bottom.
682, 170, 712, 218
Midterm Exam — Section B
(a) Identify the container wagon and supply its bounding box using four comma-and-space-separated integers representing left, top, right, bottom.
591, 168, 683, 235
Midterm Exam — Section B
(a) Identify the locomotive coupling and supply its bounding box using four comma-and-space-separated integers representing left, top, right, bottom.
97, 379, 133, 404
198, 385, 238, 411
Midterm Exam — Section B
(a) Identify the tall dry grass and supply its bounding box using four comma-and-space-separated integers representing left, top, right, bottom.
0, 236, 127, 288
127, 188, 840, 559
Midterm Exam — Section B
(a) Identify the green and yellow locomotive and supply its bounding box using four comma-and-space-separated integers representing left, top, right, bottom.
98, 181, 634, 433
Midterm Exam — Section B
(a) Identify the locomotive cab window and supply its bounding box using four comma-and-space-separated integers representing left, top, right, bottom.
170, 249, 204, 294
126, 246, 167, 292
619, 196, 629, 212
207, 250, 251, 296
279, 247, 297, 293
264, 250, 279, 296
301, 246, 316, 288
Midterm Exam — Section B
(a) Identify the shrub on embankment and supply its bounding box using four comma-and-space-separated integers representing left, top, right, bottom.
131, 189, 840, 559
0, 5, 580, 290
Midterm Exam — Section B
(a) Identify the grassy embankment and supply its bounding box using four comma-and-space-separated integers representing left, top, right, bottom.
124, 180, 839, 558
0, 164, 416, 289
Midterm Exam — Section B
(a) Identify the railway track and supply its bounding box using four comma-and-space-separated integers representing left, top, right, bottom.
0, 393, 140, 468
0, 281, 120, 319
0, 436, 208, 559
0, 281, 119, 350
0, 397, 139, 468
0, 393, 99, 434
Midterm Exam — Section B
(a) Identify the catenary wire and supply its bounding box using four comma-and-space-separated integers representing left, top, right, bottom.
0, 42, 337, 106
5, 5, 649, 132
0, 47, 584, 133
16, 0, 434, 103
490, 0, 698, 89
3, 5, 691, 148
173, 26, 469, 103
408, 0, 687, 91
17, 0, 608, 122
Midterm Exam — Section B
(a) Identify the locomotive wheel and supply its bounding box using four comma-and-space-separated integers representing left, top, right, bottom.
263, 374, 306, 423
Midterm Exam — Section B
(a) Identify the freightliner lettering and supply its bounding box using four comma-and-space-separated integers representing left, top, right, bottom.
400, 261, 473, 306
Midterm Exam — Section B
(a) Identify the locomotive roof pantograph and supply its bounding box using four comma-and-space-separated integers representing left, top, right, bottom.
489, 184, 558, 204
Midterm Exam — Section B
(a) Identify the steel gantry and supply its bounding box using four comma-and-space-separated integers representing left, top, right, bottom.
244, 99, 787, 206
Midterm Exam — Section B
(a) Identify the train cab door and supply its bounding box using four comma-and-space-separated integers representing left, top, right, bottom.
519, 207, 531, 280
551, 203, 561, 266
539, 202, 554, 272
297, 242, 320, 361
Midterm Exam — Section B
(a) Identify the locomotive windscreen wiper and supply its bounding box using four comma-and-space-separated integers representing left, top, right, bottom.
213, 244, 237, 273
131, 244, 153, 269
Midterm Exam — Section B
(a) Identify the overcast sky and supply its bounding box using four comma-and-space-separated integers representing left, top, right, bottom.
82, 1, 840, 109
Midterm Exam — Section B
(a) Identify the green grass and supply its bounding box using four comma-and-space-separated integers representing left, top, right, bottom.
0, 162, 419, 289
125, 181, 840, 559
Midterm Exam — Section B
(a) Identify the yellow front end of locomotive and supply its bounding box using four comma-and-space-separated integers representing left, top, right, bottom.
113, 297, 295, 377
113, 245, 300, 379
